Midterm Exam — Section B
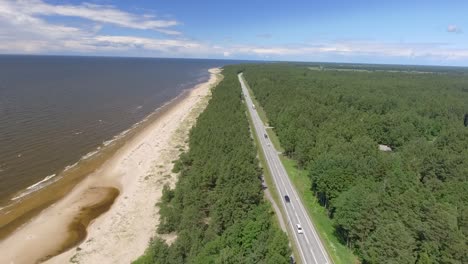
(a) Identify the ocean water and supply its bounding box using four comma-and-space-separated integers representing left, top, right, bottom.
0, 55, 231, 206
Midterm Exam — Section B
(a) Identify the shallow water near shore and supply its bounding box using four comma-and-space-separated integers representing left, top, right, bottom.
0, 56, 233, 240
0, 90, 188, 240
40, 187, 120, 262
0, 56, 226, 204
0, 68, 221, 264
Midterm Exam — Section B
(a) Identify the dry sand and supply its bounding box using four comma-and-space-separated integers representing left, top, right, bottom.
0, 68, 222, 264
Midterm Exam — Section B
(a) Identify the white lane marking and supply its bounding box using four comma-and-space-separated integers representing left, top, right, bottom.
277, 160, 330, 263
240, 75, 319, 264
240, 73, 331, 264
239, 75, 310, 263
269, 147, 318, 264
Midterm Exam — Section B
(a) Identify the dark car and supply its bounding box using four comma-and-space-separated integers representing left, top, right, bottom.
290, 255, 296, 264
284, 195, 290, 203
264, 133, 268, 138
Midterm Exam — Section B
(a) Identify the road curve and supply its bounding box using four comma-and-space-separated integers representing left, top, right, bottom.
239, 73, 331, 264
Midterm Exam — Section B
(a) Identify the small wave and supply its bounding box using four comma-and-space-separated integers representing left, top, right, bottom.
64, 162, 79, 172
11, 191, 32, 201
11, 174, 60, 201
82, 149, 99, 160
102, 139, 116, 147
119, 128, 131, 137
0, 207, 11, 215
26, 174, 56, 190
0, 202, 14, 213
103, 127, 132, 146
106, 129, 133, 145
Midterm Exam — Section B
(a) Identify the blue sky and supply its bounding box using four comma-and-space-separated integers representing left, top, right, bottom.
1, 0, 467, 65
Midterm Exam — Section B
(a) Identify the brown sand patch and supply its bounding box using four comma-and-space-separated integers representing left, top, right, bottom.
39, 187, 119, 262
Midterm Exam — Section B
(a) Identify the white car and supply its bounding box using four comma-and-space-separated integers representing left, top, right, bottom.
296, 224, 304, 234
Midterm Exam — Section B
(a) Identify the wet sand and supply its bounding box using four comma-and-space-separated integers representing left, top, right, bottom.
0, 68, 222, 264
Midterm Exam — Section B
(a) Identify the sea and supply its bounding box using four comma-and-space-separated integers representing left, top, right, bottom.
0, 55, 236, 211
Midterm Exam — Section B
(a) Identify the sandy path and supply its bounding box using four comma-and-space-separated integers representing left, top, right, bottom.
0, 68, 222, 264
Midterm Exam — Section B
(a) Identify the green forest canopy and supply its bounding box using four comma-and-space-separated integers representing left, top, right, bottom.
134, 67, 291, 264
239, 63, 468, 264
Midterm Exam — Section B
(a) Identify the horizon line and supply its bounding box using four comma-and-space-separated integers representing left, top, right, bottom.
1, 53, 468, 69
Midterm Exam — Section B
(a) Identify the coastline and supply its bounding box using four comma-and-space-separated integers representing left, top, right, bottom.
0, 68, 222, 264
0, 85, 196, 241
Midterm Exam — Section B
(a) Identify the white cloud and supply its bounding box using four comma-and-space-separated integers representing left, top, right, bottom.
0, 2, 92, 53
0, 0, 196, 54
93, 36, 201, 51
447, 25, 462, 34
224, 41, 468, 61
1, 0, 180, 35
0, 1, 467, 64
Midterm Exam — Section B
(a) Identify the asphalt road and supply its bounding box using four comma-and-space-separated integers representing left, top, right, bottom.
239, 73, 331, 264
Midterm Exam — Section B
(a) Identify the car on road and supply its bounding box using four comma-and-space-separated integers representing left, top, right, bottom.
264, 133, 268, 138
284, 195, 290, 203
296, 224, 304, 234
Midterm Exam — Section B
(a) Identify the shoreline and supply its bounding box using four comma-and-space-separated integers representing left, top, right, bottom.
0, 68, 222, 264
1, 83, 193, 206
0, 78, 196, 241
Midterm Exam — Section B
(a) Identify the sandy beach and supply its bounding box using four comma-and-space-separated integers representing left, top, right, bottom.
0, 68, 222, 264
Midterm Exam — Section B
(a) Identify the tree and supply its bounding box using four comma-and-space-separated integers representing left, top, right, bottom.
362, 222, 416, 264
239, 63, 468, 263
134, 66, 290, 264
